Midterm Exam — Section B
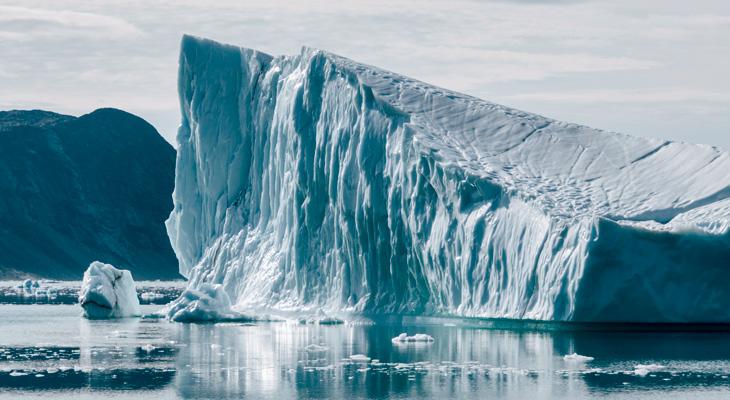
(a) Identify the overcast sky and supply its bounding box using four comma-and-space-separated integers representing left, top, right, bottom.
1, 0, 728, 148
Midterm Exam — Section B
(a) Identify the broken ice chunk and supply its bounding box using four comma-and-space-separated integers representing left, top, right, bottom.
79, 261, 140, 319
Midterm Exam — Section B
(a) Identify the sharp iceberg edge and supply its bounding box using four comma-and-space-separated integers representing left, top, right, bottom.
166, 35, 730, 323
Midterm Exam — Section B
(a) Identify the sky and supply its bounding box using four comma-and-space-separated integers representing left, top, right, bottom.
1, 0, 728, 148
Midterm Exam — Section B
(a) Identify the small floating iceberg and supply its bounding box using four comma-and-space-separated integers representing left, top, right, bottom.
318, 316, 345, 325
299, 316, 345, 325
391, 333, 435, 344
634, 363, 665, 377
304, 344, 329, 353
349, 354, 371, 362
563, 353, 594, 362
298, 309, 345, 325
140, 344, 156, 353
162, 283, 255, 323
19, 279, 40, 294
140, 291, 165, 302
79, 261, 140, 319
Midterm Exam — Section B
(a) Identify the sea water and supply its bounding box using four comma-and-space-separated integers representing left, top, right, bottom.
2, 284, 730, 399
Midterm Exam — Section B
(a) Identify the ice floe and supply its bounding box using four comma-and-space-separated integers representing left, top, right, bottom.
634, 363, 665, 377
162, 283, 255, 323
563, 353, 594, 363
391, 333, 435, 344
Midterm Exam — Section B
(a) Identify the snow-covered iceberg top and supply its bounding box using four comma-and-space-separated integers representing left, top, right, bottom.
79, 261, 140, 319
166, 35, 730, 323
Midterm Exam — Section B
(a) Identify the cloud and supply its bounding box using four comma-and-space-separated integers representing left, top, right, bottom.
0, 0, 728, 148
505, 89, 730, 104
400, 47, 659, 85
642, 14, 730, 40
0, 5, 144, 41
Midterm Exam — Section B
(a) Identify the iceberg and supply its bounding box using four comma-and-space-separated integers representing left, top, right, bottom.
317, 316, 345, 325
304, 344, 329, 353
166, 35, 730, 323
633, 364, 665, 377
162, 283, 255, 323
298, 309, 345, 325
348, 354, 371, 362
391, 333, 435, 343
563, 353, 594, 363
79, 261, 140, 319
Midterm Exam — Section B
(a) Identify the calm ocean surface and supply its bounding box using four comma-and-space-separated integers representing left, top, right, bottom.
1, 283, 730, 399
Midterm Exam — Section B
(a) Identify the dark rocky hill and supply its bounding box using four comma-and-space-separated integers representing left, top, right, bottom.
0, 108, 180, 279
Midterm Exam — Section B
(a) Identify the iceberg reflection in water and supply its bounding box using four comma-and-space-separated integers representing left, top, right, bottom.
2, 305, 730, 399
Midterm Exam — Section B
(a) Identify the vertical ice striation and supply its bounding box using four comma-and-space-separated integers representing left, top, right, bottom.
167, 35, 730, 322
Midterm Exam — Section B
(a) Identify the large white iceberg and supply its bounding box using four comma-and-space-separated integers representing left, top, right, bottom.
79, 261, 140, 319
166, 35, 730, 323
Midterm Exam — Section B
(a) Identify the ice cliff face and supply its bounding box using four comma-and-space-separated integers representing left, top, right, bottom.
167, 35, 730, 322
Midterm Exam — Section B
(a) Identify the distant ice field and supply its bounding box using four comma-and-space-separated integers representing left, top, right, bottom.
0, 280, 185, 305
